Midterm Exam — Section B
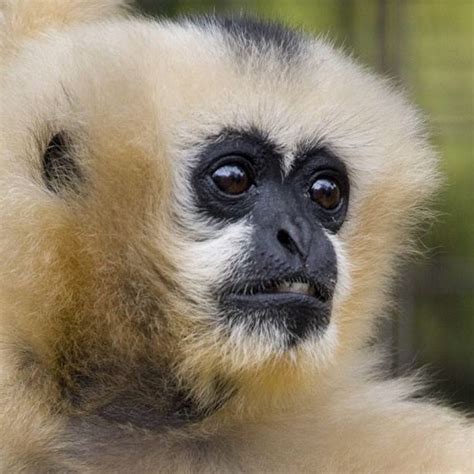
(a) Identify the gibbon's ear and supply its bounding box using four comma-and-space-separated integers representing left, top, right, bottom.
0, 0, 131, 57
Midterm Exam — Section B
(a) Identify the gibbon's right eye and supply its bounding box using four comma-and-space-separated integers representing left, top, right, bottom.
211, 163, 252, 195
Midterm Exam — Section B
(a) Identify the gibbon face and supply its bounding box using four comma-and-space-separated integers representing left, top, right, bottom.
0, 13, 438, 419
193, 128, 345, 342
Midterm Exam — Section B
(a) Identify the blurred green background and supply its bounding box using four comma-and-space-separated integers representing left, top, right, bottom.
136, 0, 474, 410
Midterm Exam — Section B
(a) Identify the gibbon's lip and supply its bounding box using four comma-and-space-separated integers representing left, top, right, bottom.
227, 277, 331, 304
221, 277, 333, 341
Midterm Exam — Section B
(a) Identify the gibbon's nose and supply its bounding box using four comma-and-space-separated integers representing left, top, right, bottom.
276, 216, 312, 262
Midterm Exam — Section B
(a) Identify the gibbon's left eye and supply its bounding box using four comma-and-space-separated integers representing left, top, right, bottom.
211, 163, 252, 195
309, 176, 342, 210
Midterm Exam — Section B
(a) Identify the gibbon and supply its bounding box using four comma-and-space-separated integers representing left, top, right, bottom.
0, 0, 472, 472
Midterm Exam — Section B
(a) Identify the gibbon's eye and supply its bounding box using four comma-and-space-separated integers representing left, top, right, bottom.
309, 176, 342, 210
211, 163, 252, 195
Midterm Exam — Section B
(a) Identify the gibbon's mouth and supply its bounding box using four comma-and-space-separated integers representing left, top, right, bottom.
220, 276, 333, 342
226, 277, 331, 304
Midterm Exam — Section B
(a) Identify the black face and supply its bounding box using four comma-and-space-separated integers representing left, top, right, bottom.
192, 127, 349, 346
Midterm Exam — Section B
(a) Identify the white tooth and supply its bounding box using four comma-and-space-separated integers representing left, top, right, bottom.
276, 281, 310, 294
291, 282, 309, 294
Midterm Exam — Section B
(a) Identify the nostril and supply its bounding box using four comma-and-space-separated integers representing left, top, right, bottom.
277, 229, 290, 246
277, 229, 299, 256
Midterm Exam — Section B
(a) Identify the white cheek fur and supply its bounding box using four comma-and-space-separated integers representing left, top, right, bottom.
175, 219, 253, 298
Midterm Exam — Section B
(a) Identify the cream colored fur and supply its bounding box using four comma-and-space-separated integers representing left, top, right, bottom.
0, 1, 472, 472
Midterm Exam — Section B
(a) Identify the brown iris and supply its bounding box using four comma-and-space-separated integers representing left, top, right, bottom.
309, 177, 342, 210
212, 164, 252, 195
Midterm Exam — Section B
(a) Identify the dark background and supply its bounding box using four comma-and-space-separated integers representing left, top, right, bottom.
136, 0, 474, 410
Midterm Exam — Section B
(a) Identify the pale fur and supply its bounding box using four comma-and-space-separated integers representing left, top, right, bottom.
0, 1, 472, 472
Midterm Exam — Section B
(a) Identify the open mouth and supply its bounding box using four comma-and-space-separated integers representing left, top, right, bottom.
229, 277, 330, 304
220, 275, 333, 342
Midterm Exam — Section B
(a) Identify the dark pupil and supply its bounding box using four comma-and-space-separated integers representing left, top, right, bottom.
310, 178, 341, 210
212, 164, 250, 195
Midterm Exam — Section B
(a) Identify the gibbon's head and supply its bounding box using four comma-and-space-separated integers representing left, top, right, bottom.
0, 1, 438, 422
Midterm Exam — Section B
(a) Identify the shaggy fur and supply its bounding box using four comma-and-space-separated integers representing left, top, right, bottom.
0, 1, 472, 472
